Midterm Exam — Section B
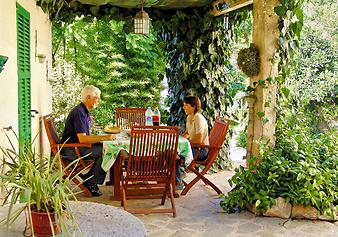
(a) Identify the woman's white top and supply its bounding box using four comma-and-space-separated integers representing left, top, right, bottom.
186, 112, 209, 145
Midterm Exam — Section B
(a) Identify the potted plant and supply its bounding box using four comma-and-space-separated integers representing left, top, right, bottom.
0, 132, 81, 236
237, 43, 260, 77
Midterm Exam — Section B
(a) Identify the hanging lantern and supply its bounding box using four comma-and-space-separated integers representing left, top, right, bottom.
134, 8, 150, 35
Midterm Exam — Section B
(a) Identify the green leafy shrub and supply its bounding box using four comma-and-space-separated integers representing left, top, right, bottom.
221, 85, 337, 216
49, 62, 83, 134
52, 17, 166, 128
220, 110, 338, 218
286, 1, 337, 132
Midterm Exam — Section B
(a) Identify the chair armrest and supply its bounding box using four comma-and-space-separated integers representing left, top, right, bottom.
189, 144, 223, 165
190, 143, 222, 149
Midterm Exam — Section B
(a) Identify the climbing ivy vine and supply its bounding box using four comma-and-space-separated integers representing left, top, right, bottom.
151, 7, 251, 169
274, 0, 304, 84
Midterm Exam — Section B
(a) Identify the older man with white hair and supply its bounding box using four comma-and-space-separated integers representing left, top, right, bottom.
61, 85, 114, 196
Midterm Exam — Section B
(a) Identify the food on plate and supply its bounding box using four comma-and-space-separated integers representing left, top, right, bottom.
104, 126, 121, 134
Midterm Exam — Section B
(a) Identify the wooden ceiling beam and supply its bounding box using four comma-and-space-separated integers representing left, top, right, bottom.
209, 0, 253, 16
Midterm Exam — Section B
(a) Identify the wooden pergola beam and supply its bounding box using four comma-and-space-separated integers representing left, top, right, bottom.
209, 0, 253, 16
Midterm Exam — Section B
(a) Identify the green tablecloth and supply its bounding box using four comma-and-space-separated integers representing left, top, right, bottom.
102, 132, 193, 172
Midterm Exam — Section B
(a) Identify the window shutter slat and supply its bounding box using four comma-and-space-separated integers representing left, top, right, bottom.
16, 3, 31, 146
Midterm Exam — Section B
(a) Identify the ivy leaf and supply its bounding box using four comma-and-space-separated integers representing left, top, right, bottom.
295, 6, 304, 24
208, 44, 215, 55
274, 6, 287, 16
258, 79, 266, 88
228, 179, 233, 187
257, 112, 265, 118
280, 87, 290, 99
246, 86, 255, 93
263, 117, 269, 124
294, 22, 303, 38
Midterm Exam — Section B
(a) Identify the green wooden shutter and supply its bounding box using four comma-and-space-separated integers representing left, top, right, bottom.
16, 3, 31, 145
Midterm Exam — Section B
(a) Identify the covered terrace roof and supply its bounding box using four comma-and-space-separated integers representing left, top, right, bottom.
72, 0, 212, 9
36, 0, 220, 22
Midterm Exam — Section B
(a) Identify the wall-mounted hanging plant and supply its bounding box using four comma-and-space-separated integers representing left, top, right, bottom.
237, 43, 260, 77
0, 55, 8, 74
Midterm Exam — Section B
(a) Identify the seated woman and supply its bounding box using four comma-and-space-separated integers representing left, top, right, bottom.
176, 96, 209, 189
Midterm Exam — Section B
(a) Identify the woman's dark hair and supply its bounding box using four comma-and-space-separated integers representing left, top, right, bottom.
184, 96, 201, 114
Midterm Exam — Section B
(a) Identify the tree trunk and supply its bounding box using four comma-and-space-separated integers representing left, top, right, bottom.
246, 0, 280, 167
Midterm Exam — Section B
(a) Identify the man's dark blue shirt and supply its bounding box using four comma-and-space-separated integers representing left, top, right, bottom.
61, 102, 90, 144
60, 101, 106, 188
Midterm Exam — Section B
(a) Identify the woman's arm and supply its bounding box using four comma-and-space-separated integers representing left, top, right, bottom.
189, 133, 203, 144
182, 130, 189, 139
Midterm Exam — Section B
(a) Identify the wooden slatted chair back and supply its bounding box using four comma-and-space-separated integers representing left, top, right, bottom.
115, 108, 147, 129
181, 117, 230, 196
126, 126, 179, 182
121, 125, 180, 217
43, 114, 61, 155
204, 117, 230, 165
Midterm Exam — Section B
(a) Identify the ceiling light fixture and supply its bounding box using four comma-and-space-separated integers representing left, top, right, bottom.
134, 5, 150, 35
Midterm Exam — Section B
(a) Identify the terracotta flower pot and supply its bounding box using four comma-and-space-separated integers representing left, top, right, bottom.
31, 210, 58, 237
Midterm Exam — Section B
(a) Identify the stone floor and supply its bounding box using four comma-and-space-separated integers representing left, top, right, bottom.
77, 159, 338, 237
0, 201, 146, 237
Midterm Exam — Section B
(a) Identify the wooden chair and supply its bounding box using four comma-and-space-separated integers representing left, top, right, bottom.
181, 117, 230, 196
115, 108, 147, 129
42, 114, 94, 197
121, 125, 179, 217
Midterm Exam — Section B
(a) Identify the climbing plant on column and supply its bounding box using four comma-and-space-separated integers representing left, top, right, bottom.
151, 7, 251, 170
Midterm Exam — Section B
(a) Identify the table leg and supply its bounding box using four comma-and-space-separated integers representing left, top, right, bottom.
112, 156, 122, 201
173, 158, 180, 198
105, 166, 115, 186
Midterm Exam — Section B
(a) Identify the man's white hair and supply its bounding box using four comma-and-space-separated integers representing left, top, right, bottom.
81, 85, 101, 103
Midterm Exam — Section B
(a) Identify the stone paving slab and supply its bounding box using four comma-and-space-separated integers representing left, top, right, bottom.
76, 160, 337, 237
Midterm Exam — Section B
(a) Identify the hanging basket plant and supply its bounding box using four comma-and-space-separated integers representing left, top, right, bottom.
237, 43, 260, 77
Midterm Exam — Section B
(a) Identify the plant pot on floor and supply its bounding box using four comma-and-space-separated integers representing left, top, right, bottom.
31, 210, 58, 237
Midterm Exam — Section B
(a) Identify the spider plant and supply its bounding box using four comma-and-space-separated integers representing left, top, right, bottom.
0, 131, 82, 236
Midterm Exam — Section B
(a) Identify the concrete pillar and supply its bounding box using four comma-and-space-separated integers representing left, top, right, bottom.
246, 0, 280, 166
